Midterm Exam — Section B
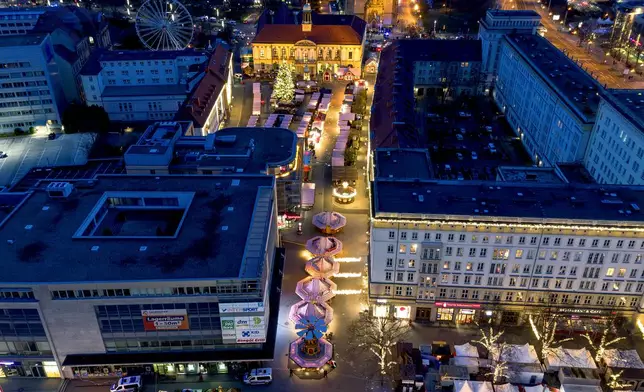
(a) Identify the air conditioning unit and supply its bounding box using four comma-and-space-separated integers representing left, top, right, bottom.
46, 182, 73, 198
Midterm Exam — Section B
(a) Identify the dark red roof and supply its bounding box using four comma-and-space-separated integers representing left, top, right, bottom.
253, 24, 362, 45
177, 45, 231, 128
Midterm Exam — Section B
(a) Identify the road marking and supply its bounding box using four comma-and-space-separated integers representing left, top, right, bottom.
11, 147, 31, 184
53, 145, 63, 165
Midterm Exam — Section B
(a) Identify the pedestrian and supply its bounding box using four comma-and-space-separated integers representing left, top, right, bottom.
324, 369, 328, 378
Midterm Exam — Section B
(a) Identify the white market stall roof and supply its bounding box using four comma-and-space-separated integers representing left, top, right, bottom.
455, 343, 479, 358
494, 384, 519, 392
494, 344, 540, 364
523, 386, 548, 392
602, 349, 644, 369
339, 112, 356, 121
546, 347, 597, 370
454, 380, 492, 392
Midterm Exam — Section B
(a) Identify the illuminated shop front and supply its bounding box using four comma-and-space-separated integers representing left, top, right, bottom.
435, 302, 482, 324
0, 361, 60, 378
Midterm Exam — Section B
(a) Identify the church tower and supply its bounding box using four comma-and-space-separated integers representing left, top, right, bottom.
302, 2, 312, 33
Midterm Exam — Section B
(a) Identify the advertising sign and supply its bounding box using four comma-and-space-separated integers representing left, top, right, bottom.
218, 302, 265, 314
220, 317, 237, 339
235, 316, 265, 329
235, 327, 266, 343
141, 309, 189, 331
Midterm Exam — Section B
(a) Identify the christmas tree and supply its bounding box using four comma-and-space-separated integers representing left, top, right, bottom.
273, 62, 295, 103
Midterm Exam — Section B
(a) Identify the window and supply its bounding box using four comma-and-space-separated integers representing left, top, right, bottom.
515, 249, 523, 259
445, 247, 453, 256
405, 287, 413, 296
459, 234, 466, 242
389, 231, 395, 239
469, 248, 476, 257
554, 237, 561, 246
400, 232, 407, 240
448, 234, 454, 241
424, 233, 431, 240
407, 272, 415, 282
542, 237, 550, 245
466, 262, 473, 271
386, 258, 393, 268
398, 259, 405, 268
592, 239, 599, 247
412, 232, 418, 240
606, 268, 615, 277
550, 251, 558, 260
456, 248, 463, 257
408, 260, 416, 268
603, 240, 611, 248
385, 272, 392, 281
396, 272, 403, 281
384, 286, 391, 295
567, 238, 575, 246
387, 245, 394, 253
530, 237, 538, 245
399, 245, 406, 254
477, 263, 485, 271
454, 262, 461, 271
480, 249, 487, 257
395, 287, 402, 296
519, 236, 526, 244
618, 268, 626, 277
451, 275, 459, 284
410, 244, 418, 254
579, 239, 586, 247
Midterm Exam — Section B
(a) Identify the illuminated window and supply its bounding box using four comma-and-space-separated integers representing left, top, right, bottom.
606, 268, 615, 277
399, 245, 406, 254
410, 244, 418, 254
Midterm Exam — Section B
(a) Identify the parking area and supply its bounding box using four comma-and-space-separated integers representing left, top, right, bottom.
0, 133, 93, 187
424, 98, 532, 180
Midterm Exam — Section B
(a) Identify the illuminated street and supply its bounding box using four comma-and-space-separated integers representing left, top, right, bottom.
502, 0, 644, 88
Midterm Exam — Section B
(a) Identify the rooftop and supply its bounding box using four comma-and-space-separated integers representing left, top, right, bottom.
487, 9, 540, 17
256, 4, 366, 37
98, 49, 207, 62
602, 89, 644, 130
496, 166, 566, 183
396, 39, 482, 62
0, 33, 47, 48
0, 175, 275, 283
375, 148, 433, 180
504, 34, 601, 123
176, 45, 232, 128
373, 180, 644, 225
101, 84, 189, 98
253, 24, 363, 45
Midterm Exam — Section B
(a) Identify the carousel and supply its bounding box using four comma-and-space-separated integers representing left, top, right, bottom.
289, 299, 334, 326
332, 181, 357, 204
312, 211, 347, 234
289, 317, 334, 370
305, 236, 343, 257
296, 276, 337, 302
305, 256, 341, 278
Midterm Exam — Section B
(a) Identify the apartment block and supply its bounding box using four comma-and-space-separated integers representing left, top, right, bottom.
0, 7, 47, 35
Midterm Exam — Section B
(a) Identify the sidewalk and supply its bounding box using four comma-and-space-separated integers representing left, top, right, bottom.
0, 378, 63, 392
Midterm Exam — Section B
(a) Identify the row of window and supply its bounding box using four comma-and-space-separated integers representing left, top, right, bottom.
1, 80, 47, 88
0, 70, 45, 79
103, 339, 256, 352
0, 120, 35, 129
0, 340, 51, 356
0, 99, 52, 108
0, 108, 54, 117
0, 62, 31, 69
0, 89, 50, 98
389, 231, 644, 249
0, 290, 35, 300
52, 283, 260, 300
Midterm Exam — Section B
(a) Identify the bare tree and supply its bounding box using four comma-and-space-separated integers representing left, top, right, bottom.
486, 342, 511, 384
347, 312, 411, 380
529, 313, 574, 362
472, 322, 505, 358
607, 370, 632, 390
581, 321, 626, 363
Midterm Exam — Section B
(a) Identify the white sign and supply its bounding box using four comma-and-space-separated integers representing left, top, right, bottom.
235, 316, 265, 329
218, 302, 265, 313
236, 327, 266, 343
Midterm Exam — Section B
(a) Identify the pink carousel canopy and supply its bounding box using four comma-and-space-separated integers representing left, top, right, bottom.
295, 276, 337, 302
305, 236, 343, 257
289, 299, 334, 325
312, 211, 347, 233
305, 256, 340, 278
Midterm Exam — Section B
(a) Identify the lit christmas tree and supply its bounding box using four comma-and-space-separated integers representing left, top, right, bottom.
273, 62, 295, 103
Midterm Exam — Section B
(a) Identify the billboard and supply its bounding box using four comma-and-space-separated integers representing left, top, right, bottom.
220, 317, 237, 339
218, 302, 265, 314
220, 315, 267, 344
141, 309, 189, 331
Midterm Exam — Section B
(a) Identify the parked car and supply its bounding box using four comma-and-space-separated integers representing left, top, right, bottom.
456, 152, 463, 160
243, 368, 272, 385
471, 151, 478, 160
455, 134, 463, 141
110, 376, 142, 392
458, 111, 471, 118
484, 125, 493, 133
0, 151, 6, 159
488, 143, 497, 153
48, 132, 57, 140
457, 172, 464, 180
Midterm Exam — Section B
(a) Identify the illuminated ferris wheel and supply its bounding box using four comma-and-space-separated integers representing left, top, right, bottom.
135, 0, 193, 51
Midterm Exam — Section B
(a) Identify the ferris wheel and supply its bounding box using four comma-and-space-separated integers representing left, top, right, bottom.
135, 0, 194, 51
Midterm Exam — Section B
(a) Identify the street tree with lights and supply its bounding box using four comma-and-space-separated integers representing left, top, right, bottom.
347, 312, 410, 381
581, 320, 626, 363
273, 61, 295, 103
529, 313, 574, 362
472, 323, 513, 384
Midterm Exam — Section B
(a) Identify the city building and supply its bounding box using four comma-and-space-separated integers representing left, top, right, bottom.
0, 7, 47, 35
477, 9, 541, 92
370, 173, 644, 327
175, 45, 233, 135
0, 174, 283, 379
584, 89, 644, 185
124, 122, 302, 214
79, 49, 208, 122
0, 34, 68, 133
252, 4, 366, 79
494, 34, 602, 166
370, 40, 482, 149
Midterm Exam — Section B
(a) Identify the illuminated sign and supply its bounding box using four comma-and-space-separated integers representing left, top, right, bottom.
218, 302, 265, 313
435, 302, 482, 309
141, 310, 189, 331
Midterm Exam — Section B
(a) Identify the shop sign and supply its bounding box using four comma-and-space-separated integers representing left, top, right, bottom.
395, 306, 410, 319
236, 337, 266, 343
235, 328, 266, 343
218, 302, 265, 313
435, 302, 481, 309
235, 316, 265, 329
220, 317, 236, 339
141, 309, 189, 331
558, 308, 607, 315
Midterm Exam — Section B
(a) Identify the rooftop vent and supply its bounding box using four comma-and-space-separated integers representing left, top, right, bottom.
42, 206, 49, 211
46, 182, 73, 198
139, 246, 148, 252
91, 246, 100, 251
24, 225, 33, 230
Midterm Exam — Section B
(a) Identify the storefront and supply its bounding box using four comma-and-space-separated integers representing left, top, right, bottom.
0, 361, 60, 378
415, 307, 432, 322
70, 362, 231, 379
435, 302, 482, 324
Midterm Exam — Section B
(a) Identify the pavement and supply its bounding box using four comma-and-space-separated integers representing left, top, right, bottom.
502, 0, 644, 89
0, 377, 63, 392
0, 133, 92, 187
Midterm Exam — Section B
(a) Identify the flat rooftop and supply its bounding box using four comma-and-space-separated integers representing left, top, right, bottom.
497, 166, 566, 183
171, 127, 298, 172
505, 34, 601, 123
0, 175, 275, 283
374, 180, 644, 225
0, 33, 46, 47
375, 148, 433, 180
99, 49, 207, 62
487, 9, 539, 17
603, 89, 644, 130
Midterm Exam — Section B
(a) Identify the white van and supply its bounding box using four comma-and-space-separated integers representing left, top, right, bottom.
110, 376, 142, 392
243, 368, 272, 385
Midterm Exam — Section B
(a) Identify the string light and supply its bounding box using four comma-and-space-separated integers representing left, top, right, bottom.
333, 272, 362, 278
334, 289, 363, 295
335, 257, 362, 262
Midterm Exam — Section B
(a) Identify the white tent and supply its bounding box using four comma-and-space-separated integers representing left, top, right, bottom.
602, 349, 644, 369
454, 343, 479, 358
495, 344, 540, 364
339, 113, 356, 122
596, 17, 613, 25
454, 380, 493, 392
494, 384, 519, 392
545, 347, 597, 370
523, 386, 547, 392
451, 356, 479, 374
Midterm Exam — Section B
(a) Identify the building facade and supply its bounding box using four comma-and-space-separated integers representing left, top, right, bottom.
370, 178, 644, 328
584, 90, 644, 185
0, 34, 67, 133
494, 34, 601, 166
0, 7, 47, 36
79, 50, 207, 122
0, 174, 282, 379
478, 10, 541, 93
252, 4, 366, 80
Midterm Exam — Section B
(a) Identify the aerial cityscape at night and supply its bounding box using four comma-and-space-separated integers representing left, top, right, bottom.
2, 0, 644, 391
